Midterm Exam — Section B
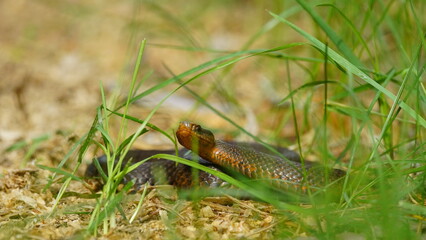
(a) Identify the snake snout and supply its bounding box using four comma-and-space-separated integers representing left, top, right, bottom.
176, 123, 190, 147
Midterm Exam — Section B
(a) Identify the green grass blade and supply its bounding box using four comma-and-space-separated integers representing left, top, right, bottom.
318, 3, 373, 62
269, 11, 426, 128
278, 80, 338, 105
129, 183, 149, 223
116, 45, 302, 110
107, 109, 175, 144
36, 164, 83, 182
295, 0, 364, 68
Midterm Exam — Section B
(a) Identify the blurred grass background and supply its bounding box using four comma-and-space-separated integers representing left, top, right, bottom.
0, 0, 425, 239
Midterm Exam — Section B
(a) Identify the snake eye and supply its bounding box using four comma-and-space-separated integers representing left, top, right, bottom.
193, 124, 201, 131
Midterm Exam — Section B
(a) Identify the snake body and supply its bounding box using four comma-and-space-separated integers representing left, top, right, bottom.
86, 121, 345, 191
176, 121, 345, 190
85, 149, 226, 189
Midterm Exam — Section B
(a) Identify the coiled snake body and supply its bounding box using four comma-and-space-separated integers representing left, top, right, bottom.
86, 122, 345, 191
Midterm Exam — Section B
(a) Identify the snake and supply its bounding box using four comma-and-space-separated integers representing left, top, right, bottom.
85, 121, 345, 192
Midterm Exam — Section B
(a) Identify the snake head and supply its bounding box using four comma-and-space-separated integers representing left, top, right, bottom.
176, 121, 216, 154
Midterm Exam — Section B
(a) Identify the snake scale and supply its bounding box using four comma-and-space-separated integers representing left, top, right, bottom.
85, 121, 345, 192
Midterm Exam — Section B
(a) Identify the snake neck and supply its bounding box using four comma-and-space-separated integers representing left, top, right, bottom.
210, 140, 260, 165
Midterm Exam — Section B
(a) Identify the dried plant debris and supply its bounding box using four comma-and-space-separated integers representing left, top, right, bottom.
87, 189, 287, 240
0, 158, 295, 239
